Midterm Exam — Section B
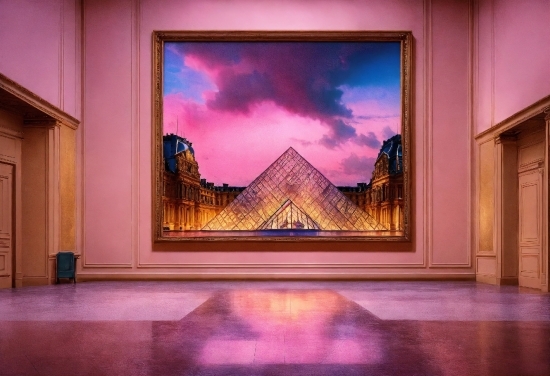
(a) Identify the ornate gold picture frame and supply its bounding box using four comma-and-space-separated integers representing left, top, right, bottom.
153, 31, 412, 242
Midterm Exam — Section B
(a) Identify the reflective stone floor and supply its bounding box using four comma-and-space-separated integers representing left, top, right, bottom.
0, 281, 549, 375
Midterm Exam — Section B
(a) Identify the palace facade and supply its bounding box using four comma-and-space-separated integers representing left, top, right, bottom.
162, 134, 244, 231
164, 134, 403, 232
339, 134, 404, 231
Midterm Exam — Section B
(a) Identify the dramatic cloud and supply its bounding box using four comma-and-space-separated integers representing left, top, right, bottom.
163, 41, 401, 185
290, 138, 314, 147
319, 119, 357, 149
357, 114, 400, 121
340, 153, 377, 181
168, 42, 400, 150
354, 132, 381, 149
381, 125, 398, 140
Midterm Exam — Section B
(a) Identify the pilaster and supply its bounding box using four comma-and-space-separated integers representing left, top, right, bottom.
493, 134, 518, 285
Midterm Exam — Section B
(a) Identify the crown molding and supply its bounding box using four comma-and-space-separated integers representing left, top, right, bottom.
0, 72, 79, 129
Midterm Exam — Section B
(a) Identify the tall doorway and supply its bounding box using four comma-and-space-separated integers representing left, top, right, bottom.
0, 163, 13, 288
517, 124, 545, 289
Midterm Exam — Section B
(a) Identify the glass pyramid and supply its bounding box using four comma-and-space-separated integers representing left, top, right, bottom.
259, 199, 321, 230
202, 147, 387, 231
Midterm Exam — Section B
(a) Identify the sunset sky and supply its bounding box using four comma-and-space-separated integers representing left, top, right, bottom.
163, 41, 401, 186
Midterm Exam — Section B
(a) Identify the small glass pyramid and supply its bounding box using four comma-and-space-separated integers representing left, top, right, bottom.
202, 147, 387, 231
259, 199, 321, 230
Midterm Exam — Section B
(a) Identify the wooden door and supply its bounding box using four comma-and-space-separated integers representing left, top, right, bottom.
518, 169, 543, 289
0, 163, 13, 288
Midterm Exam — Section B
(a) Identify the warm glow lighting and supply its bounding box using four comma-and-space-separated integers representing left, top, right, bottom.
198, 290, 384, 365
203, 148, 386, 231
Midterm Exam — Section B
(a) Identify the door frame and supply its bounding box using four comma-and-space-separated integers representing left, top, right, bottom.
0, 126, 23, 288
1, 73, 79, 287
474, 95, 549, 292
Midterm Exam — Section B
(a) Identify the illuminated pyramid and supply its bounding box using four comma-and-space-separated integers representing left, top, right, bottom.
259, 199, 321, 230
202, 147, 387, 231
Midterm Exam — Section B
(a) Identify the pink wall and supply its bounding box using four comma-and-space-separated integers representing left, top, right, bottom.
475, 0, 550, 134
430, 0, 471, 265
81, 0, 474, 277
0, 0, 81, 120
2, 0, 545, 278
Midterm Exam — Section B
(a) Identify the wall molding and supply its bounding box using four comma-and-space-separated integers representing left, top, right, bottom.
429, 0, 474, 268
83, 263, 133, 268
80, 0, 88, 269
0, 73, 79, 129
59, 0, 64, 110
0, 125, 23, 139
131, 0, 140, 269
423, 0, 433, 269
76, 1, 475, 273
136, 261, 427, 269
490, 0, 495, 126
78, 271, 476, 281
475, 94, 550, 139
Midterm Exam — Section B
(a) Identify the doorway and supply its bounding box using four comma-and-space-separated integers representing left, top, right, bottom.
517, 125, 545, 289
0, 162, 13, 288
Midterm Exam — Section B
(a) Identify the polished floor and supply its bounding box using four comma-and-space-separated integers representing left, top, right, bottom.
1, 281, 549, 375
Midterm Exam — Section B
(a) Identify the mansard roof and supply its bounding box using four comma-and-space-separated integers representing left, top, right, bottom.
163, 134, 195, 174
375, 134, 402, 175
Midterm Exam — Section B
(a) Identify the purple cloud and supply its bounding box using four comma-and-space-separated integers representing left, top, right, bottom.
319, 119, 357, 149
340, 153, 376, 179
170, 41, 400, 151
381, 125, 397, 140
354, 132, 381, 149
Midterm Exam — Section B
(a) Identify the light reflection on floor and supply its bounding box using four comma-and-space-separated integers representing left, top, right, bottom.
151, 289, 437, 374
196, 290, 382, 365
1, 281, 550, 375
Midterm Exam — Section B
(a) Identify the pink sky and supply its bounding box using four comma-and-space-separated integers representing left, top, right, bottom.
163, 42, 401, 186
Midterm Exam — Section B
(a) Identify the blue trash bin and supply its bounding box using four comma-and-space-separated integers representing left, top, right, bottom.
56, 251, 76, 284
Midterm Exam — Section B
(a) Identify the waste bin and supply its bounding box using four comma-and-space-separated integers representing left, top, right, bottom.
56, 251, 76, 284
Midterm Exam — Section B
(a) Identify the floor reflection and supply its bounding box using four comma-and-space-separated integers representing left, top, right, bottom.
151, 290, 440, 375
2, 281, 550, 375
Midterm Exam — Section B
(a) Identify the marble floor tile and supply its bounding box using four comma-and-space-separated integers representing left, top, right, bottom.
0, 281, 549, 375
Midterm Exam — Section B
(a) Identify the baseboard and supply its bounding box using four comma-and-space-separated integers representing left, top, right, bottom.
77, 272, 476, 281
477, 275, 520, 286
476, 274, 497, 285
497, 277, 518, 286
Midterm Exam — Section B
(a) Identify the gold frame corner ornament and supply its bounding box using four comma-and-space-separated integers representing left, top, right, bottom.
152, 30, 413, 243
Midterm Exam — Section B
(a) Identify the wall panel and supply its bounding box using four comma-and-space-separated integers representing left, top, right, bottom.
0, 0, 81, 119
430, 0, 471, 266
83, 0, 134, 267
475, 0, 550, 133
21, 127, 49, 282
78, 0, 477, 278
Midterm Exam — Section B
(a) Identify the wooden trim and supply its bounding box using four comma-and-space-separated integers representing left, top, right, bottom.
475, 94, 550, 140
0, 125, 23, 139
0, 72, 79, 129
77, 272, 476, 281
151, 31, 414, 243
136, 262, 427, 269
423, 0, 433, 267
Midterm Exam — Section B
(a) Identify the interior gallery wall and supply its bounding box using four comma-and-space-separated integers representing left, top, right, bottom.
81, 0, 472, 278
1, 0, 547, 279
0, 0, 81, 120
475, 0, 550, 133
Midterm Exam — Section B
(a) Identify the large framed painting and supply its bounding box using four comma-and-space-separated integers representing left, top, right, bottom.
153, 31, 412, 242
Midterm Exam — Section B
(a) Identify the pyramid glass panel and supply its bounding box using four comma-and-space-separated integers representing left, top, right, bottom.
202, 148, 387, 231
259, 199, 321, 230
